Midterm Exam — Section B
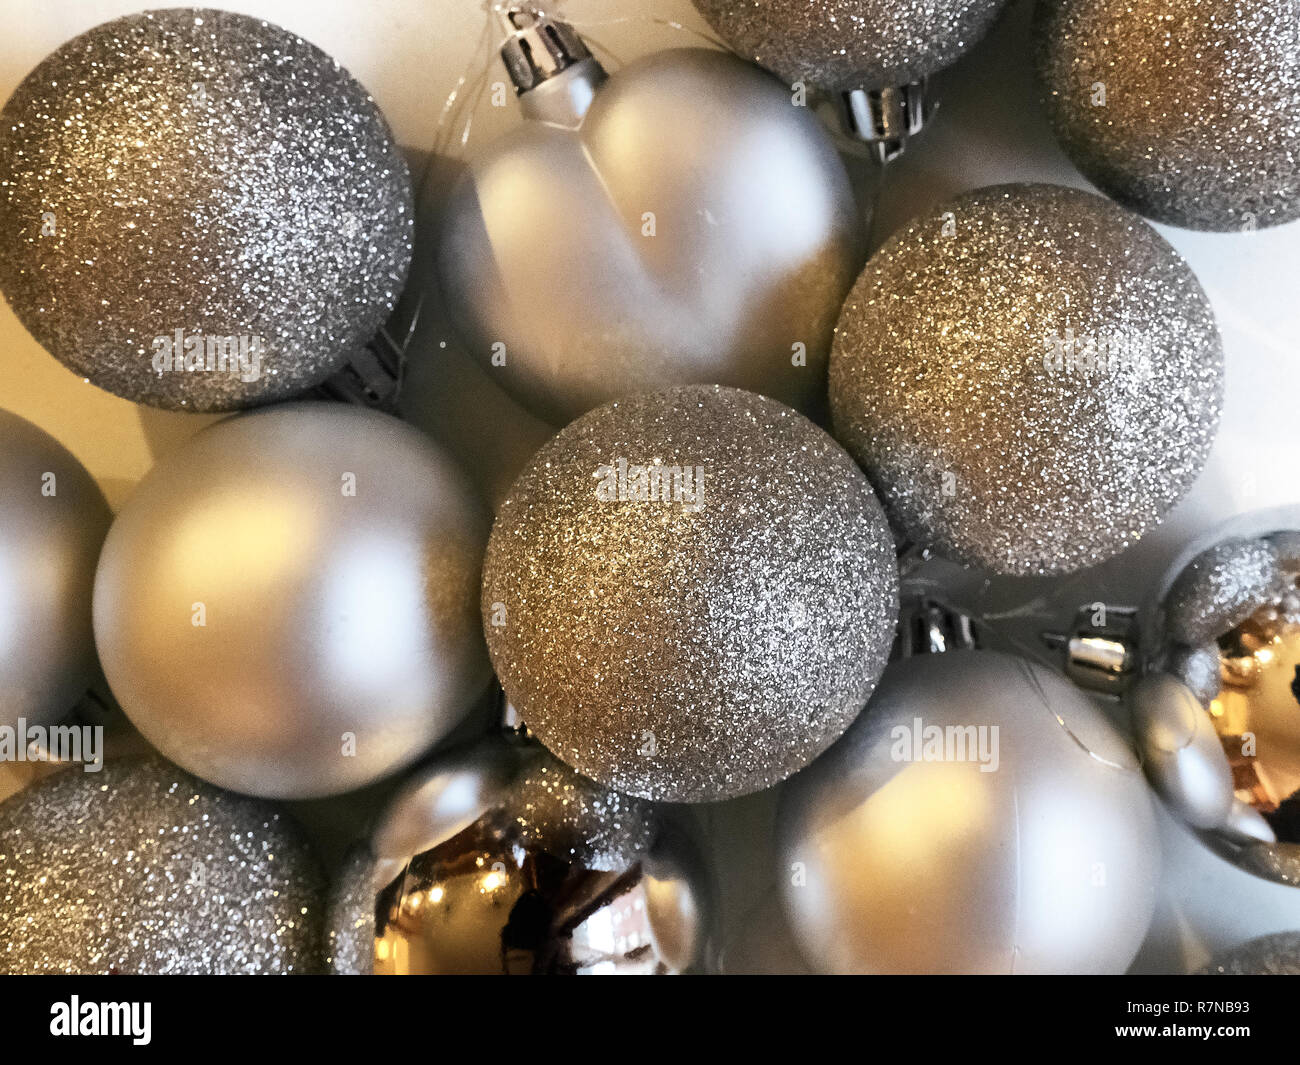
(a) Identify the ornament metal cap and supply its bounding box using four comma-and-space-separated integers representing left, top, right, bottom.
839, 81, 931, 164
1040, 604, 1140, 697
895, 596, 981, 658
497, 6, 607, 125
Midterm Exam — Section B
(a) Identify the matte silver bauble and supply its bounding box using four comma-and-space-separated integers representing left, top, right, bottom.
830, 183, 1223, 576
1035, 0, 1300, 231
1134, 508, 1300, 885
331, 736, 714, 974
482, 386, 899, 803
778, 650, 1160, 974
0, 755, 324, 974
94, 405, 491, 799
0, 409, 111, 730
436, 46, 863, 425
693, 0, 1010, 91
0, 9, 412, 410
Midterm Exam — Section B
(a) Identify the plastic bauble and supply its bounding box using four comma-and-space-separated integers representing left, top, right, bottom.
93, 404, 490, 799
1134, 507, 1300, 885
0, 409, 111, 730
778, 650, 1160, 974
329, 736, 714, 974
0, 9, 412, 411
1201, 933, 1300, 975
693, 0, 1010, 91
436, 48, 863, 425
482, 386, 899, 803
0, 756, 324, 974
1035, 0, 1300, 231
830, 183, 1223, 576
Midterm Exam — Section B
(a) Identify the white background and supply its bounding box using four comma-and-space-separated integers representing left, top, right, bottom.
1, 0, 1298, 973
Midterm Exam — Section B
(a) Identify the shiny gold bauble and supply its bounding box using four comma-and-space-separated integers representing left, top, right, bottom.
330, 735, 714, 974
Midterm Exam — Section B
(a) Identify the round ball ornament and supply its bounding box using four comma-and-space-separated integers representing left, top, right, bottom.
693, 0, 1008, 91
93, 404, 491, 799
1, 410, 111, 730
482, 385, 900, 803
1035, 0, 1300, 231
0, 9, 412, 411
1131, 507, 1300, 886
778, 648, 1160, 974
331, 734, 714, 975
0, 755, 324, 974
830, 183, 1223, 576
436, 12, 863, 425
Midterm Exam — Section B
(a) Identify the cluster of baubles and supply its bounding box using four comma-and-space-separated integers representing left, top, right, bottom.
0, 2, 1293, 977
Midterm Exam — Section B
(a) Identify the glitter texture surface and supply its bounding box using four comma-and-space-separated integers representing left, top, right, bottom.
0, 9, 412, 410
482, 385, 900, 803
829, 183, 1223, 577
1035, 0, 1300, 231
1202, 932, 1300, 974
326, 844, 375, 976
693, 0, 1009, 91
0, 755, 324, 974
1162, 537, 1281, 646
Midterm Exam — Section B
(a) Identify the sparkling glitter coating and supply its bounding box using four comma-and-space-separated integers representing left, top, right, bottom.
692, 0, 1009, 90
0, 756, 324, 974
482, 386, 900, 803
326, 844, 374, 976
1162, 537, 1281, 646
830, 183, 1223, 577
0, 9, 413, 410
1202, 932, 1300, 974
1035, 0, 1300, 231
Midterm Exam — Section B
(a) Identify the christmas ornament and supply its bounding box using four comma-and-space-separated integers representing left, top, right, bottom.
435, 9, 864, 426
93, 404, 491, 799
830, 183, 1223, 577
482, 385, 900, 803
1201, 932, 1300, 975
0, 9, 412, 411
332, 729, 714, 974
327, 845, 376, 976
693, 0, 1011, 157
0, 755, 324, 974
0, 410, 111, 731
779, 612, 1160, 974
1035, 0, 1300, 231
1123, 508, 1300, 886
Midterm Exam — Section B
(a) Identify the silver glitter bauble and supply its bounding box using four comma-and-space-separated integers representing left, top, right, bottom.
830, 183, 1223, 577
1134, 507, 1300, 885
693, 0, 1010, 90
0, 9, 412, 411
1201, 933, 1300, 975
436, 46, 863, 426
0, 409, 111, 730
326, 844, 376, 976
778, 650, 1160, 974
1035, 0, 1300, 231
333, 735, 714, 974
0, 755, 324, 974
93, 404, 491, 799
482, 385, 900, 803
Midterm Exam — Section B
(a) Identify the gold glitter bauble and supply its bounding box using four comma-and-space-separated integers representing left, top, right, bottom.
830, 183, 1223, 577
1035, 0, 1300, 231
482, 386, 899, 803
0, 9, 412, 410
333, 736, 714, 974
0, 756, 324, 974
692, 0, 1010, 91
